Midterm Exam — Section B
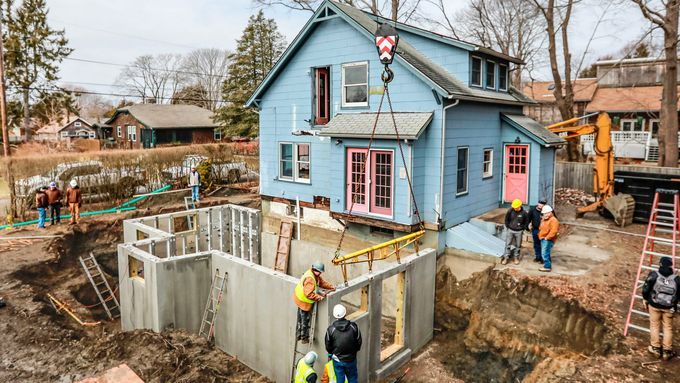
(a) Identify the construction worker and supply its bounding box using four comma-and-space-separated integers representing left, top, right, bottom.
35, 186, 49, 229
321, 357, 348, 383
45, 181, 63, 225
642, 257, 680, 360
188, 166, 201, 203
501, 199, 529, 265
294, 261, 335, 343
66, 179, 82, 225
295, 351, 319, 383
537, 205, 559, 272
324, 304, 361, 383
528, 199, 547, 263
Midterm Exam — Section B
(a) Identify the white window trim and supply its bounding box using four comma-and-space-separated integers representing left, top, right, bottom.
88, 132, 96, 138
470, 56, 483, 87
498, 63, 508, 91
60, 131, 68, 138
621, 118, 645, 132
483, 148, 493, 178
127, 125, 137, 142
74, 121, 81, 127
117, 126, 121, 137
279, 142, 311, 184
341, 61, 369, 108
456, 146, 469, 196
485, 60, 496, 90
214, 129, 222, 141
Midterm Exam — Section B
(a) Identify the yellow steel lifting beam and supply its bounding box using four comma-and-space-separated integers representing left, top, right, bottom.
332, 230, 425, 283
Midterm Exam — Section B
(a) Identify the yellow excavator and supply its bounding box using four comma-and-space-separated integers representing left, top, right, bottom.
547, 112, 636, 226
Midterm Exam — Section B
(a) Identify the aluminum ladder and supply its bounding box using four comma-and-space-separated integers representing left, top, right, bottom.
624, 189, 679, 336
289, 303, 318, 383
79, 252, 120, 320
198, 272, 227, 341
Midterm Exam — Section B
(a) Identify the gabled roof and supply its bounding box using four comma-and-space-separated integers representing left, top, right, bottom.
105, 104, 217, 129
246, 0, 533, 108
36, 117, 92, 135
523, 79, 598, 103
585, 85, 680, 113
318, 112, 433, 139
501, 114, 566, 147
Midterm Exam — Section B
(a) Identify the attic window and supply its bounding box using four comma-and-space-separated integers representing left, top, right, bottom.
486, 60, 496, 90
74, 121, 81, 127
471, 57, 482, 87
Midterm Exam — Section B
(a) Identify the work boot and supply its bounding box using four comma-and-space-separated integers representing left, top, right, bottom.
500, 257, 508, 265
538, 267, 552, 272
663, 349, 676, 361
648, 345, 663, 358
533, 258, 543, 263
300, 337, 309, 344
513, 258, 520, 265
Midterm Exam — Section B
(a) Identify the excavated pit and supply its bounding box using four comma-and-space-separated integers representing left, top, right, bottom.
432, 266, 624, 383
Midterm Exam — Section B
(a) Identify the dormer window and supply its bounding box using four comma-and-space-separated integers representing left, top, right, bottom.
486, 60, 496, 90
314, 67, 330, 125
471, 57, 482, 87
499, 63, 508, 91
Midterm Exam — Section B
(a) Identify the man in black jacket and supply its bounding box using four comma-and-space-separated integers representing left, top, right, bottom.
502, 199, 529, 265
528, 199, 547, 263
642, 257, 680, 360
325, 304, 361, 383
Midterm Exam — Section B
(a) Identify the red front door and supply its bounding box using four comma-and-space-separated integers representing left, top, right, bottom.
504, 145, 529, 203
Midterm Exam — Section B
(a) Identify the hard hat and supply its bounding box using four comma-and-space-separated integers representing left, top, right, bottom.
542, 205, 553, 214
311, 261, 325, 273
511, 199, 522, 209
70, 179, 78, 188
303, 351, 318, 365
49, 181, 57, 188
333, 304, 347, 319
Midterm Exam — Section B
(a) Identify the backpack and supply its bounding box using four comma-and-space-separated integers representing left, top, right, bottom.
652, 273, 678, 307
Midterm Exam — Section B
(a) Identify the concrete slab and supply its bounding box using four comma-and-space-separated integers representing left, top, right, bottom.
446, 222, 505, 257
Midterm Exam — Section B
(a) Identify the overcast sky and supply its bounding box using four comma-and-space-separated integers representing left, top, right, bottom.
46, 0, 653, 102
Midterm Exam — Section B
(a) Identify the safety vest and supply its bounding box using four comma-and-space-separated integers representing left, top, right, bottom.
295, 269, 317, 304
325, 360, 348, 383
295, 358, 315, 383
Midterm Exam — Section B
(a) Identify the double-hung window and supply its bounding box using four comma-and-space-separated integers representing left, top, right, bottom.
279, 143, 310, 183
314, 67, 330, 125
346, 148, 393, 216
471, 57, 482, 87
498, 63, 508, 91
127, 125, 137, 142
483, 148, 493, 178
651, 119, 660, 137
621, 119, 644, 132
457, 147, 469, 195
117, 126, 122, 138
486, 60, 496, 90
60, 131, 68, 138
342, 62, 368, 107
214, 129, 222, 141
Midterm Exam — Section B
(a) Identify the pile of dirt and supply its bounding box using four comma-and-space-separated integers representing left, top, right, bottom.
556, 188, 597, 206
431, 266, 623, 382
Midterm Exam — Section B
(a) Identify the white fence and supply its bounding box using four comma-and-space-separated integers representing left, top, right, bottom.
582, 132, 680, 161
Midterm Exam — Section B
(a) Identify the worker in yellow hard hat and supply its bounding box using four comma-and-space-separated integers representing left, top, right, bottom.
501, 199, 529, 265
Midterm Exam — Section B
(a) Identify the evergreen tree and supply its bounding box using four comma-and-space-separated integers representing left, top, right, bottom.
3, 0, 72, 140
215, 10, 286, 137
172, 84, 211, 109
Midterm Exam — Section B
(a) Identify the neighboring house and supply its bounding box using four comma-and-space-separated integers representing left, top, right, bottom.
35, 117, 97, 142
105, 104, 220, 149
523, 79, 597, 125
247, 0, 564, 249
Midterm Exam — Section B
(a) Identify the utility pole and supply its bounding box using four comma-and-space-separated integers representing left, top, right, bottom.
0, 14, 16, 219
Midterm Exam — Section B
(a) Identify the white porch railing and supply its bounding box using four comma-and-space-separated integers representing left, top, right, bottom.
581, 132, 680, 161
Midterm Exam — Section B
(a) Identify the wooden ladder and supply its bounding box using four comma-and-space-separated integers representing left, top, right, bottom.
624, 189, 679, 335
199, 272, 227, 341
275, 221, 294, 273
79, 252, 120, 320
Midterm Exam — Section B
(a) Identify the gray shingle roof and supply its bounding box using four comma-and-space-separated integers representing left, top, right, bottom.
318, 112, 433, 139
106, 104, 217, 129
333, 1, 534, 106
501, 114, 566, 146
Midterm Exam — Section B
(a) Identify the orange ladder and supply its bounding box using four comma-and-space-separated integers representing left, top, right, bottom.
624, 189, 679, 336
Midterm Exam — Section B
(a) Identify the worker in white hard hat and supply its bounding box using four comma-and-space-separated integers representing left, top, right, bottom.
324, 304, 361, 383
294, 261, 336, 343
538, 205, 560, 272
295, 351, 319, 383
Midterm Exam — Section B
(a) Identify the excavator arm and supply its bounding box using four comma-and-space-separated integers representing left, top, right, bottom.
546, 112, 635, 226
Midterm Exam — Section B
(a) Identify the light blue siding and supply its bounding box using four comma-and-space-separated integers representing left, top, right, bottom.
395, 31, 470, 83
539, 147, 556, 206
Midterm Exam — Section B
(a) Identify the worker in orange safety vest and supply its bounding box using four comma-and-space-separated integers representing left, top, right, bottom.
294, 261, 336, 343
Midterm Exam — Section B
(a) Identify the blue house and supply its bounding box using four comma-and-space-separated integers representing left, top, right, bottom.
247, 0, 565, 250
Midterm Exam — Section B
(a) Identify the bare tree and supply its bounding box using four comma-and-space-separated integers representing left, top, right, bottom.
117, 54, 186, 104
632, 0, 678, 167
253, 0, 423, 21
429, 0, 546, 87
182, 48, 231, 111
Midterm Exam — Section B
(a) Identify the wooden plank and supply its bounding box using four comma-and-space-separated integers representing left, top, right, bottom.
274, 221, 293, 273
380, 343, 403, 362
394, 272, 405, 346
360, 286, 369, 312
330, 211, 421, 233
261, 195, 331, 211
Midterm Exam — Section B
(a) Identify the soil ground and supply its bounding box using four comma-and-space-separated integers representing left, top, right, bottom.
0, 187, 266, 383
2, 188, 680, 382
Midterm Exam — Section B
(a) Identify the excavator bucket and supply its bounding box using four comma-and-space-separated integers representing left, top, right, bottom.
603, 193, 636, 227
